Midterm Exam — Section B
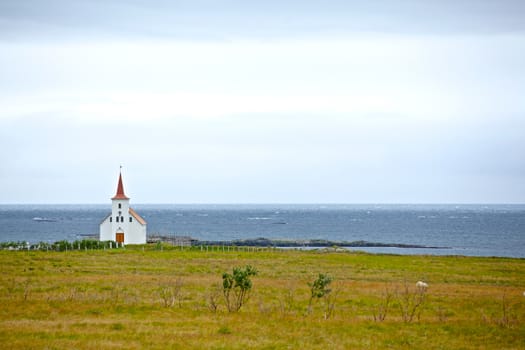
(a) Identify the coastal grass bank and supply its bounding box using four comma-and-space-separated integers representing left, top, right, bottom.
0, 247, 524, 349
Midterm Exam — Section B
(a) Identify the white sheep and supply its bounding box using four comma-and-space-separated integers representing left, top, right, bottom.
416, 281, 429, 291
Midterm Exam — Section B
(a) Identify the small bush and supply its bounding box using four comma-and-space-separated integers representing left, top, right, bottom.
399, 280, 428, 323
308, 273, 333, 315
222, 265, 258, 312
158, 278, 184, 308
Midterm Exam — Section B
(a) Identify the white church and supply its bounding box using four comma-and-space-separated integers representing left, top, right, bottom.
99, 171, 147, 244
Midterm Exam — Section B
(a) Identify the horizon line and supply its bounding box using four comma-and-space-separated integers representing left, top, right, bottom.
0, 202, 524, 206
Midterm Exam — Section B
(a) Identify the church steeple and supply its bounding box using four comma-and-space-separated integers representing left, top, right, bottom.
112, 171, 130, 200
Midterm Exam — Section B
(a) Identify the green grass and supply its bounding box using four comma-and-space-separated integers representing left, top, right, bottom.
0, 247, 524, 349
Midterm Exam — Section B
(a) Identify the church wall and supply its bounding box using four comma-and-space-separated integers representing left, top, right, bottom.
124, 221, 147, 244
99, 218, 112, 241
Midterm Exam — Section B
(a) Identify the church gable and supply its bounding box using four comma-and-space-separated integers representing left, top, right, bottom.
129, 207, 147, 225
100, 213, 111, 225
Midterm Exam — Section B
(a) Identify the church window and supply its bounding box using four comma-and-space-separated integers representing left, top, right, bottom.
129, 217, 133, 222
120, 216, 124, 222
118, 203, 122, 209
110, 217, 112, 222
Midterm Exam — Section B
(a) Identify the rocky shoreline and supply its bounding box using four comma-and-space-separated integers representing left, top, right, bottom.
149, 235, 449, 249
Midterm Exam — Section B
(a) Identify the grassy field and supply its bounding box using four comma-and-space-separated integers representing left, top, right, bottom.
0, 246, 524, 349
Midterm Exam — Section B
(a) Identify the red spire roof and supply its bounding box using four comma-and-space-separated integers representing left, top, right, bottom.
112, 172, 130, 200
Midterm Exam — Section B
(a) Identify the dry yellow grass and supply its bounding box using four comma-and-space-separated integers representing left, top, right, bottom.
0, 247, 524, 349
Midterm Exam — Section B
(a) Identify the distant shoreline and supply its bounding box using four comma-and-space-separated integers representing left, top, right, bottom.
148, 235, 450, 249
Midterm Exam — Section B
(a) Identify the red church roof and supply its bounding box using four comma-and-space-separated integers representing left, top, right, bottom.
112, 172, 130, 200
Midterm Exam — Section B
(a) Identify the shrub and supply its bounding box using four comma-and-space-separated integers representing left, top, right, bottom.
399, 280, 428, 323
222, 265, 258, 312
308, 273, 332, 313
158, 278, 184, 308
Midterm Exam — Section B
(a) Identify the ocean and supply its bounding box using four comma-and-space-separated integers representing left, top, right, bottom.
0, 204, 523, 258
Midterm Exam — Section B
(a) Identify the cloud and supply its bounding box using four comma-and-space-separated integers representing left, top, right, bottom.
2, 108, 524, 203
1, 0, 524, 42
2, 35, 523, 124
0, 91, 433, 124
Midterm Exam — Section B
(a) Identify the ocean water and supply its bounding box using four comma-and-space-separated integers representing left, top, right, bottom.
0, 204, 523, 258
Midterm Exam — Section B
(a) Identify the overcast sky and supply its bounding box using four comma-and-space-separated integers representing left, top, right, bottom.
1, 0, 524, 204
